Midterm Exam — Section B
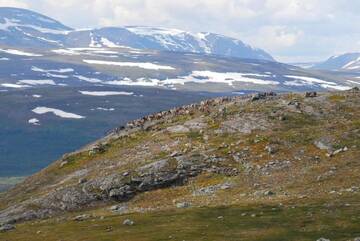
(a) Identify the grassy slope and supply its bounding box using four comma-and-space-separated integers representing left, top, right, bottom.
1, 90, 360, 240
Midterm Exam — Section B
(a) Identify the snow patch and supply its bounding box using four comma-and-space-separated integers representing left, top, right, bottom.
79, 91, 134, 96
32, 107, 85, 119
83, 59, 175, 70
92, 107, 115, 111
0, 48, 42, 57
284, 75, 351, 90
18, 79, 56, 85
28, 118, 40, 126
1, 83, 30, 88
107, 71, 279, 87
74, 75, 103, 83
31, 66, 74, 73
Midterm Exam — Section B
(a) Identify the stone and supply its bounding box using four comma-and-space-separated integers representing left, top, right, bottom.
264, 145, 277, 154
316, 238, 330, 241
73, 214, 90, 221
184, 118, 207, 130
123, 219, 134, 226
220, 114, 270, 134
251, 92, 277, 101
264, 190, 275, 196
167, 125, 190, 133
176, 202, 191, 209
0, 224, 15, 232
59, 161, 68, 168
137, 159, 169, 175
78, 178, 87, 184
314, 138, 333, 152
110, 205, 128, 214
353, 237, 360, 241
305, 92, 317, 98
88, 144, 107, 156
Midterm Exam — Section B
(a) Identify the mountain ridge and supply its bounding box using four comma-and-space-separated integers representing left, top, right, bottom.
0, 7, 274, 61
313, 52, 360, 71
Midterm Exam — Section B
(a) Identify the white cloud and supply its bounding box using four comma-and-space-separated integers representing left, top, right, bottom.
250, 26, 304, 51
0, 0, 28, 8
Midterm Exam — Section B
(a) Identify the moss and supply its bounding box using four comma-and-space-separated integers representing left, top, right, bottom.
187, 131, 203, 140
329, 94, 346, 102
282, 113, 318, 129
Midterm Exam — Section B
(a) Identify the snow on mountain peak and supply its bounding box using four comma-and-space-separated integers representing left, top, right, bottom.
313, 52, 360, 71
0, 8, 274, 61
0, 7, 72, 32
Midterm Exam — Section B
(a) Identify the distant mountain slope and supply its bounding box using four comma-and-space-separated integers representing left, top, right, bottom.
0, 45, 354, 92
313, 53, 360, 71
0, 7, 274, 61
0, 7, 72, 48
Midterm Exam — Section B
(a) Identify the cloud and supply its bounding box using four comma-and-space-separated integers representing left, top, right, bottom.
0, 0, 28, 8
250, 26, 304, 51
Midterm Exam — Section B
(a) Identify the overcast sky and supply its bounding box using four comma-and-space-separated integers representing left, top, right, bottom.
1, 0, 360, 62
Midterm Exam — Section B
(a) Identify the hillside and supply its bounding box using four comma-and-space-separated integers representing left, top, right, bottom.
1, 88, 360, 240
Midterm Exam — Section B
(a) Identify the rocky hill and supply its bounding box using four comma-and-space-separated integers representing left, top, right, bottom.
0, 88, 360, 240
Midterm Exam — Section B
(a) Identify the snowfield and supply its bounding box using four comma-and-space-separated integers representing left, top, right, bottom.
0, 48, 42, 57
31, 66, 74, 73
18, 79, 56, 85
28, 118, 40, 125
1, 83, 30, 88
92, 107, 115, 111
284, 75, 351, 91
74, 75, 103, 83
79, 91, 134, 96
32, 107, 85, 119
83, 59, 176, 70
108, 71, 279, 87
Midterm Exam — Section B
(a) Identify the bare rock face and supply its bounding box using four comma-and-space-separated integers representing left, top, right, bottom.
0, 223, 15, 232
218, 114, 271, 134
0, 153, 210, 224
166, 118, 207, 134
183, 118, 207, 130
167, 125, 190, 133
314, 137, 334, 152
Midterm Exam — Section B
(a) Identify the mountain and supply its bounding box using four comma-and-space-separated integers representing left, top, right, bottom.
0, 7, 72, 48
0, 7, 274, 61
313, 53, 360, 71
0, 89, 359, 240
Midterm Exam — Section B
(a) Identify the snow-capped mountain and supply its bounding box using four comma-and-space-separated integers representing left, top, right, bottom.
0, 7, 274, 61
122, 26, 274, 61
313, 53, 360, 71
0, 7, 72, 48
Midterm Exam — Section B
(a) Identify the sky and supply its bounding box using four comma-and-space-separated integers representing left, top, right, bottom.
1, 0, 360, 62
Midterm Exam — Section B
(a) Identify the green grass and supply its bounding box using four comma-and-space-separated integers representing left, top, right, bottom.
2, 201, 360, 241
